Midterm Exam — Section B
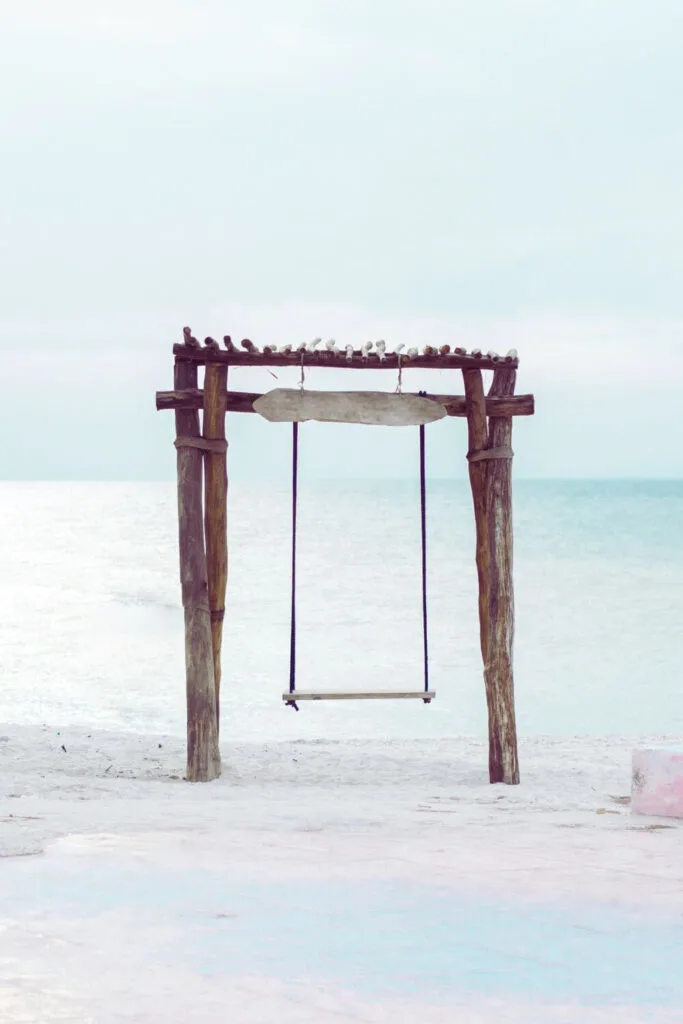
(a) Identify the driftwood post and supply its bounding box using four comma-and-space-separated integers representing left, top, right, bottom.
485, 365, 519, 782
463, 367, 519, 784
203, 362, 228, 732
174, 356, 221, 782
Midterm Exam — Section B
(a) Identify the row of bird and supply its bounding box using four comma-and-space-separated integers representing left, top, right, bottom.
182, 329, 517, 363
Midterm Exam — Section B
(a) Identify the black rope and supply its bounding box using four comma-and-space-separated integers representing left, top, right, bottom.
419, 421, 430, 701
287, 422, 299, 710
286, 415, 431, 709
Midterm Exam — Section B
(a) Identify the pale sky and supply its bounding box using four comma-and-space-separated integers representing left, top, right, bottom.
2, 0, 682, 480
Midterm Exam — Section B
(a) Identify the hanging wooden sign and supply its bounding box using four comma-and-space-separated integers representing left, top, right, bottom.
252, 389, 447, 426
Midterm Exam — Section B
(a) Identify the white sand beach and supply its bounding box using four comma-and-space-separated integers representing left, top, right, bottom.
1, 727, 681, 1022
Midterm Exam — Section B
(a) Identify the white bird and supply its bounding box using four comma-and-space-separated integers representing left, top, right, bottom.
296, 341, 307, 352
394, 343, 405, 355
279, 344, 293, 354
361, 341, 373, 358
307, 336, 323, 352
376, 339, 387, 361
325, 338, 337, 352
506, 348, 518, 360
406, 347, 418, 359
487, 350, 499, 360
345, 345, 354, 361
471, 348, 482, 358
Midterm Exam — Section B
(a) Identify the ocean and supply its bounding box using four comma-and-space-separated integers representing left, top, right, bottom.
0, 479, 681, 741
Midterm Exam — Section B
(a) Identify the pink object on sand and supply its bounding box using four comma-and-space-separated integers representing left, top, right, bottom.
631, 747, 683, 818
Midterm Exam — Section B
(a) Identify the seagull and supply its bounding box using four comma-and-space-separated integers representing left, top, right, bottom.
307, 337, 323, 352
376, 339, 387, 361
506, 348, 518, 360
279, 344, 293, 354
471, 348, 482, 358
223, 335, 236, 351
345, 345, 354, 361
487, 350, 499, 360
394, 343, 405, 355
406, 347, 419, 359
325, 338, 338, 352
361, 341, 373, 358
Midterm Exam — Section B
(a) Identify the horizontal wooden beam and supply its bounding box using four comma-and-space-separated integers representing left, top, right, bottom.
156, 389, 535, 417
172, 343, 517, 372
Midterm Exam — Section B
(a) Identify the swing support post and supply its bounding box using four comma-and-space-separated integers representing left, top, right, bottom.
463, 366, 519, 785
203, 362, 228, 733
174, 357, 221, 782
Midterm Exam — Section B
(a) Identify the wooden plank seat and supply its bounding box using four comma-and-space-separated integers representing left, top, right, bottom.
282, 691, 435, 702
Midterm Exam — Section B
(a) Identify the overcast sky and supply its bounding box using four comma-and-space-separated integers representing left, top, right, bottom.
2, 0, 682, 480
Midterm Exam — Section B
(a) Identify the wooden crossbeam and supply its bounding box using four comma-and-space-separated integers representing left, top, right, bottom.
173, 343, 517, 372
156, 388, 535, 417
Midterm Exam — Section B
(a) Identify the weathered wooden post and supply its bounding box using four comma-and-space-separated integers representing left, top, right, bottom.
202, 358, 228, 732
174, 350, 221, 782
463, 365, 519, 784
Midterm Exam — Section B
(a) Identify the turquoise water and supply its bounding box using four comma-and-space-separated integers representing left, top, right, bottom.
0, 479, 681, 739
3, 851, 682, 1009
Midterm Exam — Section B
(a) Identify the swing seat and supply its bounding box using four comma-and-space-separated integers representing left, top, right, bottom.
254, 389, 446, 426
282, 691, 435, 702
281, 419, 433, 711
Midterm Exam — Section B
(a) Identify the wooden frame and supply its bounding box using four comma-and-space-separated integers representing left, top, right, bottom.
156, 328, 535, 784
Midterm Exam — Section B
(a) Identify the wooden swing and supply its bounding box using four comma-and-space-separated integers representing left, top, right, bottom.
156, 331, 535, 785
255, 387, 441, 707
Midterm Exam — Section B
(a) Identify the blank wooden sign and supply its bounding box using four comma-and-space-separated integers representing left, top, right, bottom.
253, 389, 447, 427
